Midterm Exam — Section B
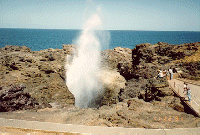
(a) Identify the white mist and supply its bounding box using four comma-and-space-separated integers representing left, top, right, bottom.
66, 7, 109, 108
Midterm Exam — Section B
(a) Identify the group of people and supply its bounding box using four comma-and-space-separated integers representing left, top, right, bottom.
183, 82, 191, 101
157, 68, 192, 101
157, 67, 173, 80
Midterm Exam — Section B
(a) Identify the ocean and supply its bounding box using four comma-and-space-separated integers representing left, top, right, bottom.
0, 28, 199, 51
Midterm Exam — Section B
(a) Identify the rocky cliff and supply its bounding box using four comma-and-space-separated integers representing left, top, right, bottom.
0, 45, 75, 110
0, 42, 199, 111
0, 42, 199, 128
112, 42, 199, 103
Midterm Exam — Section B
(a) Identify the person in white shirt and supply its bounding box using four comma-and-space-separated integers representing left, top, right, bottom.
169, 68, 173, 80
159, 70, 163, 78
183, 82, 187, 100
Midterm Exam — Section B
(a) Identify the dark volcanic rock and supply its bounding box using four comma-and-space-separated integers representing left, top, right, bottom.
0, 42, 199, 114
117, 42, 199, 111
101, 47, 134, 80
180, 61, 200, 79
117, 62, 134, 80
0, 45, 75, 111
101, 47, 132, 69
100, 42, 199, 112
38, 62, 55, 74
155, 42, 199, 60
0, 43, 199, 128
0, 85, 39, 112
0, 45, 32, 53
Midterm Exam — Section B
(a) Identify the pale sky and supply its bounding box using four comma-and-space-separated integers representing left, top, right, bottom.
0, 0, 199, 31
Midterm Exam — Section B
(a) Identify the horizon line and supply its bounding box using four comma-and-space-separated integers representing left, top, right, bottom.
0, 27, 200, 32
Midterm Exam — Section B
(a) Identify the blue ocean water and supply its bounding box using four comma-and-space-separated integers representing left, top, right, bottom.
0, 28, 199, 51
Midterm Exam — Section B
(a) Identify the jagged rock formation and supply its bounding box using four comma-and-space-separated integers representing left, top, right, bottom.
0, 45, 75, 110
1, 42, 199, 111
0, 84, 39, 112
0, 42, 199, 128
101, 42, 199, 111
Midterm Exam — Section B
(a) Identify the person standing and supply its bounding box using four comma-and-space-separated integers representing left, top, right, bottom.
187, 86, 191, 101
169, 68, 173, 80
159, 70, 163, 78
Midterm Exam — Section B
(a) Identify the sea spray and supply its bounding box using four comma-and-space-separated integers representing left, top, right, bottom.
66, 7, 110, 108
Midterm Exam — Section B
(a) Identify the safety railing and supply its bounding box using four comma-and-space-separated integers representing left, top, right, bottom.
169, 81, 200, 114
